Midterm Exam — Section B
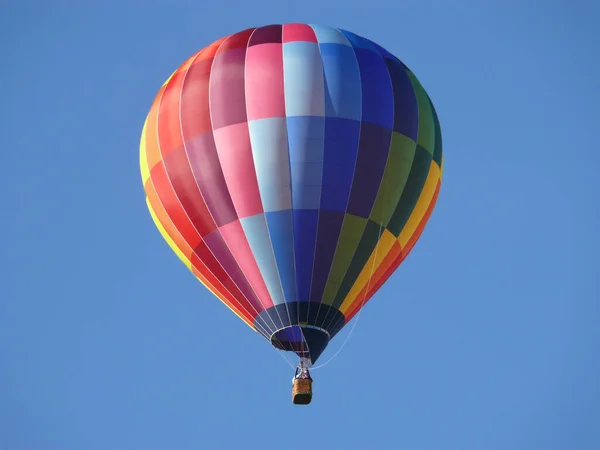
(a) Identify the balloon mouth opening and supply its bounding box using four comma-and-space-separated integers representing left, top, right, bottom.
271, 325, 330, 365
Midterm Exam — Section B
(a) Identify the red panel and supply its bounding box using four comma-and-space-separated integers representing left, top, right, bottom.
283, 23, 318, 43
190, 240, 258, 320
210, 47, 248, 129
190, 264, 255, 325
144, 86, 166, 172
180, 57, 214, 139
156, 69, 186, 155
212, 122, 264, 219
150, 163, 202, 250
145, 179, 194, 263
245, 43, 285, 121
219, 28, 255, 52
196, 36, 229, 61
162, 146, 217, 237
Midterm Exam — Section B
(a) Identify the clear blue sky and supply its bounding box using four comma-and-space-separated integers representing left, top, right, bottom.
2, 1, 599, 449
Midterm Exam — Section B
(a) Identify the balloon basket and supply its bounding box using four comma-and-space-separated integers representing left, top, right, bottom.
292, 378, 313, 405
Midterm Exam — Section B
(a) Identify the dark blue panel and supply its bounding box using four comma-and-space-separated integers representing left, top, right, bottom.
286, 116, 325, 210
354, 47, 394, 129
309, 210, 345, 302
346, 123, 393, 218
339, 29, 379, 53
320, 118, 361, 212
293, 209, 318, 302
258, 302, 347, 363
384, 58, 418, 140
265, 210, 297, 304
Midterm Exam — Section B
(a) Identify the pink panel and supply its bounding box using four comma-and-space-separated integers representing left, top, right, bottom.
209, 48, 248, 130
245, 43, 286, 121
213, 122, 264, 218
283, 23, 318, 43
219, 219, 273, 309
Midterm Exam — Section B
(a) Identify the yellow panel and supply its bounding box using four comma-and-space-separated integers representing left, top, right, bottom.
139, 117, 151, 184
398, 161, 441, 248
339, 229, 397, 314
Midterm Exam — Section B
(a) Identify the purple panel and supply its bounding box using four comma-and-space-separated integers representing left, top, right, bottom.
309, 210, 345, 302
209, 48, 248, 130
186, 132, 238, 227
203, 230, 266, 315
248, 24, 282, 46
346, 123, 392, 218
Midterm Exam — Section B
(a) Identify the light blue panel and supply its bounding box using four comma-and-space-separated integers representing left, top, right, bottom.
264, 210, 297, 304
248, 118, 292, 213
309, 24, 351, 46
283, 41, 325, 117
240, 214, 286, 306
318, 43, 362, 120
286, 116, 325, 210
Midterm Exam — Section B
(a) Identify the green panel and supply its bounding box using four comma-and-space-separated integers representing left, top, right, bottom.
407, 71, 435, 155
369, 132, 417, 227
429, 97, 443, 167
321, 214, 367, 305
387, 145, 432, 237
331, 219, 384, 309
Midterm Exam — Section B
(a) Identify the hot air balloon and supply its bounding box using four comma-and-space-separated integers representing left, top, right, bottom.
140, 23, 443, 404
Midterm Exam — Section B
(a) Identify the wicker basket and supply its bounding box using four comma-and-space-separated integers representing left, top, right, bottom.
292, 378, 313, 405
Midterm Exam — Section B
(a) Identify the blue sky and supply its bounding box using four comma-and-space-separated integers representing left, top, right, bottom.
2, 1, 599, 449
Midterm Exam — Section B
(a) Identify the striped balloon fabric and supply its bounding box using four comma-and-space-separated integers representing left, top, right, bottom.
140, 23, 443, 364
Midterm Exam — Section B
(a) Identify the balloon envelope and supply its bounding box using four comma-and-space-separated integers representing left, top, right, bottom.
140, 24, 443, 364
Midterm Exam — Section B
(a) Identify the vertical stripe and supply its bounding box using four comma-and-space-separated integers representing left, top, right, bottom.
339, 229, 398, 315
212, 123, 264, 219
248, 118, 291, 212
149, 163, 202, 250
219, 219, 277, 315
287, 116, 324, 210
209, 30, 254, 130
308, 29, 362, 307
319, 43, 362, 121
203, 230, 267, 316
398, 162, 441, 247
185, 132, 238, 227
283, 23, 318, 43
245, 43, 286, 121
162, 146, 217, 237
178, 43, 278, 326
240, 215, 287, 306
310, 25, 352, 46
265, 210, 297, 303
319, 36, 394, 309
282, 38, 326, 319
248, 118, 296, 304
283, 41, 325, 117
